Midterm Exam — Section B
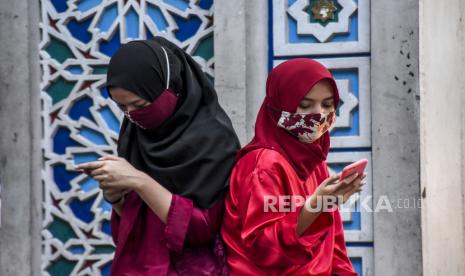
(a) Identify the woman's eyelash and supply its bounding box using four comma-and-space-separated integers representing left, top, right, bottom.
135, 102, 149, 107
300, 103, 333, 108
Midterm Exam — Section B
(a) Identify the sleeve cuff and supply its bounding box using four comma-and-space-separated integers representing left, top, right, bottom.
160, 195, 194, 253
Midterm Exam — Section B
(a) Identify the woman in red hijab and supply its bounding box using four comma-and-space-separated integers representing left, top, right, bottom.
221, 58, 365, 275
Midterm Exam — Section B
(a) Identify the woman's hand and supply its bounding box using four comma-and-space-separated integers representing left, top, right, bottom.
75, 155, 149, 191
75, 155, 174, 220
297, 172, 366, 235
307, 172, 366, 210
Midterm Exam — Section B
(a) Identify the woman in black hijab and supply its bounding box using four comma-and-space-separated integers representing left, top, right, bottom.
76, 37, 240, 275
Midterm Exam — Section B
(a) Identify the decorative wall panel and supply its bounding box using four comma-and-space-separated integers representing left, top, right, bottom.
271, 1, 372, 274
40, 0, 214, 275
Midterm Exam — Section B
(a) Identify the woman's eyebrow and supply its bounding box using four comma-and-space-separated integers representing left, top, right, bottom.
303, 96, 334, 101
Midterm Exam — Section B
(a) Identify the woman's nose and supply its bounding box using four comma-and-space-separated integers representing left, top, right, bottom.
309, 105, 323, 114
126, 106, 136, 112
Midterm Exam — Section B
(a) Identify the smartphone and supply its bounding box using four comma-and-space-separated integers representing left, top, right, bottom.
339, 159, 368, 181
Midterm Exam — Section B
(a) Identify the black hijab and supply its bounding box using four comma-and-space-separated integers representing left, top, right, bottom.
105, 37, 240, 208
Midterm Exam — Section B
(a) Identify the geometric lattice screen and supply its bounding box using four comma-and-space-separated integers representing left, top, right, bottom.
271, 0, 373, 275
39, 0, 213, 274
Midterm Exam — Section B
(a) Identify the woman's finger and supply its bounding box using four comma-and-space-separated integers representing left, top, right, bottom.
342, 187, 360, 203
90, 168, 106, 177
343, 179, 365, 200
323, 174, 340, 186
102, 187, 129, 194
77, 168, 93, 175
334, 173, 359, 193
94, 175, 107, 182
341, 172, 359, 185
99, 180, 110, 189
343, 174, 363, 188
75, 161, 104, 170
325, 174, 340, 184
325, 180, 346, 193
103, 189, 115, 196
99, 155, 120, 161
101, 186, 120, 193
333, 174, 358, 195
336, 183, 355, 195
336, 175, 364, 197
103, 189, 120, 197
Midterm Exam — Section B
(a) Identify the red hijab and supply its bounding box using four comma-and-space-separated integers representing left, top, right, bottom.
238, 58, 339, 179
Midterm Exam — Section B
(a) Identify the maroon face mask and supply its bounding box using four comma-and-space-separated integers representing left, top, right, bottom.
124, 89, 178, 130
123, 46, 178, 130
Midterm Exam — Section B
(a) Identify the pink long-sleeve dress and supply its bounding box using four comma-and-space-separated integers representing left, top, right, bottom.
110, 191, 227, 275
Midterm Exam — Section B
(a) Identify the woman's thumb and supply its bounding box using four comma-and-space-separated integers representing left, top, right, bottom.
324, 174, 340, 185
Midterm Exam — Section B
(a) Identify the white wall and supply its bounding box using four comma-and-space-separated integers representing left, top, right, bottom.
420, 0, 465, 274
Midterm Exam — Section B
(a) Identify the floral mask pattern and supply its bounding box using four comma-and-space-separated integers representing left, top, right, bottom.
277, 110, 336, 144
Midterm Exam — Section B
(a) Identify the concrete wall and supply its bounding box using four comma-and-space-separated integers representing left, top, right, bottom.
371, 1, 423, 274
419, 0, 465, 274
244, 0, 268, 143
214, 0, 248, 144
0, 0, 42, 275
214, 0, 268, 145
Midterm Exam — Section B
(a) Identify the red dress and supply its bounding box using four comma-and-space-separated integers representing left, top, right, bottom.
221, 148, 357, 276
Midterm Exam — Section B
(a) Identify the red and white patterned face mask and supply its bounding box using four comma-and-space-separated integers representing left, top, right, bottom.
275, 109, 336, 144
